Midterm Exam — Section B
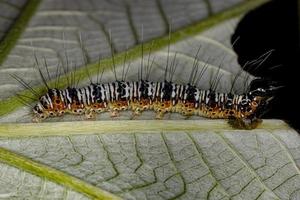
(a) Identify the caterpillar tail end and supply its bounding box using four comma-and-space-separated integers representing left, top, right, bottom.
228, 117, 263, 130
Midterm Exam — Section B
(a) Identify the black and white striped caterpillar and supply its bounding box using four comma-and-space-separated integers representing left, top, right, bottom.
11, 30, 279, 129
30, 73, 276, 129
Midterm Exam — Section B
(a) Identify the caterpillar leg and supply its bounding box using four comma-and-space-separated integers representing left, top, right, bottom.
130, 99, 151, 118
32, 116, 42, 123
32, 113, 49, 122
184, 115, 192, 120
130, 109, 142, 120
228, 117, 263, 130
109, 101, 129, 118
154, 101, 172, 119
84, 109, 96, 120
178, 102, 196, 118
110, 110, 120, 118
155, 111, 165, 119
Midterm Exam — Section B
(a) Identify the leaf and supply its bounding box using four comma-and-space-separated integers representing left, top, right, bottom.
0, 162, 92, 200
1, 0, 298, 200
0, 120, 300, 200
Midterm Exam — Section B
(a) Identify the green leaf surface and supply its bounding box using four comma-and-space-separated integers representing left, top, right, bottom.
0, 120, 300, 200
0, 0, 27, 41
2, 1, 298, 200
0, 162, 96, 200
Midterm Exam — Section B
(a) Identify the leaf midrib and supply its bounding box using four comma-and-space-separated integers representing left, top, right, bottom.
0, 0, 41, 65
0, 146, 121, 200
0, 120, 289, 137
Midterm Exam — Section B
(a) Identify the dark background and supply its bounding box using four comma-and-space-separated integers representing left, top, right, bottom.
231, 0, 300, 131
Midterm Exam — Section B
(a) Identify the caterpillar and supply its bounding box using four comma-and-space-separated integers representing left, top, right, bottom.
31, 78, 272, 128
9, 27, 279, 129
14, 47, 276, 130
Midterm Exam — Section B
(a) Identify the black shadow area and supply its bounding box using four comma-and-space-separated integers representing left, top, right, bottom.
232, 0, 300, 130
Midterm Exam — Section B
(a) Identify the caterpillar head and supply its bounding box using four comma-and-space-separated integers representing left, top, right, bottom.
247, 78, 283, 118
32, 102, 48, 122
230, 80, 281, 129
32, 89, 66, 122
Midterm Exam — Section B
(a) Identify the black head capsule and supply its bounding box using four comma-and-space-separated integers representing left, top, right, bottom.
246, 78, 283, 118
32, 103, 47, 122
33, 104, 43, 114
